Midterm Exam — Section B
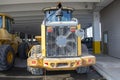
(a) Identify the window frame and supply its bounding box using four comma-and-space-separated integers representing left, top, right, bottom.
5, 17, 12, 33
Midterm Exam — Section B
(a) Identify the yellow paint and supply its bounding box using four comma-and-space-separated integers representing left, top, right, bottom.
77, 24, 81, 56
93, 41, 101, 54
28, 46, 35, 57
41, 24, 46, 57
27, 6, 97, 72
0, 29, 12, 40
35, 36, 41, 42
27, 58, 43, 68
81, 56, 96, 66
27, 56, 96, 71
0, 13, 22, 54
28, 57, 82, 70
3, 16, 5, 28
0, 13, 13, 19
0, 28, 19, 54
7, 51, 13, 64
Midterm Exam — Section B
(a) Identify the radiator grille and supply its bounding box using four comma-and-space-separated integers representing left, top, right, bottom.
46, 26, 77, 57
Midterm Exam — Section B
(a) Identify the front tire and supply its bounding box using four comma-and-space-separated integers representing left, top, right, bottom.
76, 66, 90, 74
18, 42, 29, 59
27, 66, 43, 75
0, 45, 15, 71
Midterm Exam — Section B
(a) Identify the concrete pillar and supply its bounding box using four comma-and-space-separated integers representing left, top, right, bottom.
93, 12, 101, 54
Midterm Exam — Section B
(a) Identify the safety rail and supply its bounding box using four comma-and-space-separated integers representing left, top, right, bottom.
28, 45, 41, 57
28, 46, 35, 57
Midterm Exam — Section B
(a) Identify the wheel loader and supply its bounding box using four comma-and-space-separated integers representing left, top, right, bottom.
27, 3, 96, 75
0, 13, 29, 71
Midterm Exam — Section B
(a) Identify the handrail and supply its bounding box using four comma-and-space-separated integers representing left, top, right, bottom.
28, 46, 36, 57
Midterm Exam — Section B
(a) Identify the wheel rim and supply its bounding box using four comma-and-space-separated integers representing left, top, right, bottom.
7, 51, 13, 64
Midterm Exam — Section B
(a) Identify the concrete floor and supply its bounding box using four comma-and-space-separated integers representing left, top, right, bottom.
0, 67, 104, 80
93, 55, 120, 80
0, 57, 104, 80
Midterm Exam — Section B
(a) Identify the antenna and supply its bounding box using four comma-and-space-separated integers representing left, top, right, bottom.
57, 2, 62, 9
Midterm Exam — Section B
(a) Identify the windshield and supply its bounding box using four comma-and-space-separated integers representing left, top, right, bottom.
45, 10, 72, 21
0, 16, 2, 28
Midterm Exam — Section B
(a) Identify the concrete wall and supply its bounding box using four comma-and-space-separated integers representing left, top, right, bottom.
101, 0, 120, 58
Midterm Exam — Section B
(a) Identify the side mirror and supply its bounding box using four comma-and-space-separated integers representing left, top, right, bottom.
75, 29, 84, 38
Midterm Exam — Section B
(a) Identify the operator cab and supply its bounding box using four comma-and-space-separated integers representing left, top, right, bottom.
43, 7, 73, 22
0, 13, 14, 33
43, 4, 78, 27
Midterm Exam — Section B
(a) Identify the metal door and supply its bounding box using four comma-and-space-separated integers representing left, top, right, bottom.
103, 31, 108, 54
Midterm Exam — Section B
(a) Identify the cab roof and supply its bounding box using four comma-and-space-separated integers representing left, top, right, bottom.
43, 7, 74, 12
0, 13, 13, 20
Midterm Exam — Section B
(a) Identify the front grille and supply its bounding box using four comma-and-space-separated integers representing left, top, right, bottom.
46, 26, 77, 57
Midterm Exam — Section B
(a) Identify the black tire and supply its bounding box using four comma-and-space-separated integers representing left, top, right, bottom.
76, 66, 90, 74
18, 42, 29, 59
27, 66, 43, 75
0, 45, 15, 71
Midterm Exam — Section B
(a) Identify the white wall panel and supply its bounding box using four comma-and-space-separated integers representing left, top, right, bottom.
101, 0, 120, 58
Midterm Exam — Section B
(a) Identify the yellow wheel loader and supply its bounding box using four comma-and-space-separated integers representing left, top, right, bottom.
0, 13, 29, 71
27, 3, 96, 75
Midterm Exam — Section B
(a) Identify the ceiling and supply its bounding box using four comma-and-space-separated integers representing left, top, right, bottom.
0, 0, 114, 35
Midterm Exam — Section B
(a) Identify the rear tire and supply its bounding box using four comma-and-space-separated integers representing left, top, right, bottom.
27, 66, 43, 75
0, 45, 15, 71
76, 66, 89, 74
18, 42, 29, 59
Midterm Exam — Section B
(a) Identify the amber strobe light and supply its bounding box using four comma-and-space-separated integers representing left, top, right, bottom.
70, 27, 76, 32
47, 27, 53, 32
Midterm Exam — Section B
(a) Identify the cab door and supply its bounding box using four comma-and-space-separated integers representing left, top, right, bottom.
103, 31, 108, 54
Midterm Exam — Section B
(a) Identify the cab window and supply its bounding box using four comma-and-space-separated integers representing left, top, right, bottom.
5, 17, 11, 33
45, 10, 72, 21
0, 16, 2, 28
